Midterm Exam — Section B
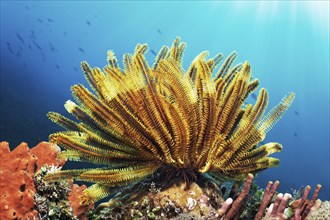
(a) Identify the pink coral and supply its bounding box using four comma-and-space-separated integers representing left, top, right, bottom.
293, 184, 322, 220
0, 141, 65, 219
213, 173, 255, 219
256, 180, 280, 220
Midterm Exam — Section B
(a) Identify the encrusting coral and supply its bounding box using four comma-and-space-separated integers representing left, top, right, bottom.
45, 37, 295, 206
0, 141, 93, 220
0, 141, 65, 219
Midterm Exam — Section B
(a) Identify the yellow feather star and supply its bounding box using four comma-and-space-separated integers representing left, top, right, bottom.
45, 37, 295, 204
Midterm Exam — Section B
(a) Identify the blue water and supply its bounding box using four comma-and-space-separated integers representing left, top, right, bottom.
1, 1, 329, 200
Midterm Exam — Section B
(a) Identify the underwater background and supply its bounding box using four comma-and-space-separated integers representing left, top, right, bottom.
1, 1, 329, 201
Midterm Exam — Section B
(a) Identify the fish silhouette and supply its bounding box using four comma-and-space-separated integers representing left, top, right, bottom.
157, 29, 162, 34
16, 33, 24, 44
78, 47, 85, 53
150, 49, 157, 56
86, 20, 91, 26
49, 42, 57, 52
6, 42, 13, 54
29, 30, 36, 40
33, 41, 42, 51
294, 110, 299, 116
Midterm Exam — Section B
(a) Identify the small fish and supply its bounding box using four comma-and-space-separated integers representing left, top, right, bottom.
29, 30, 36, 40
63, 31, 67, 37
49, 42, 57, 52
56, 64, 60, 70
28, 45, 32, 50
251, 93, 257, 100
6, 42, 13, 54
294, 110, 299, 116
16, 33, 24, 44
47, 18, 53, 23
37, 18, 43, 23
150, 49, 157, 56
25, 5, 30, 10
86, 20, 91, 26
294, 133, 298, 138
157, 29, 162, 34
33, 41, 42, 51
78, 47, 85, 53
74, 67, 78, 72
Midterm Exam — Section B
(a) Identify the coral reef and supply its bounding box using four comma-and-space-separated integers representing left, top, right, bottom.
0, 141, 65, 219
221, 174, 254, 219
255, 180, 280, 219
94, 180, 221, 219
0, 141, 93, 220
306, 201, 330, 220
94, 173, 324, 219
291, 184, 322, 220
68, 182, 94, 219
34, 165, 94, 220
46, 37, 294, 204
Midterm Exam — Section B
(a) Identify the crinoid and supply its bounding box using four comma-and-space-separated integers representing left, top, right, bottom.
45, 37, 295, 205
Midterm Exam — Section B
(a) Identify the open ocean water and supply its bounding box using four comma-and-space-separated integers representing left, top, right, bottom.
1, 1, 329, 201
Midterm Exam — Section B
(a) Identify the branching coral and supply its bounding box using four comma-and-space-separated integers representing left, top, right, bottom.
45, 37, 295, 204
